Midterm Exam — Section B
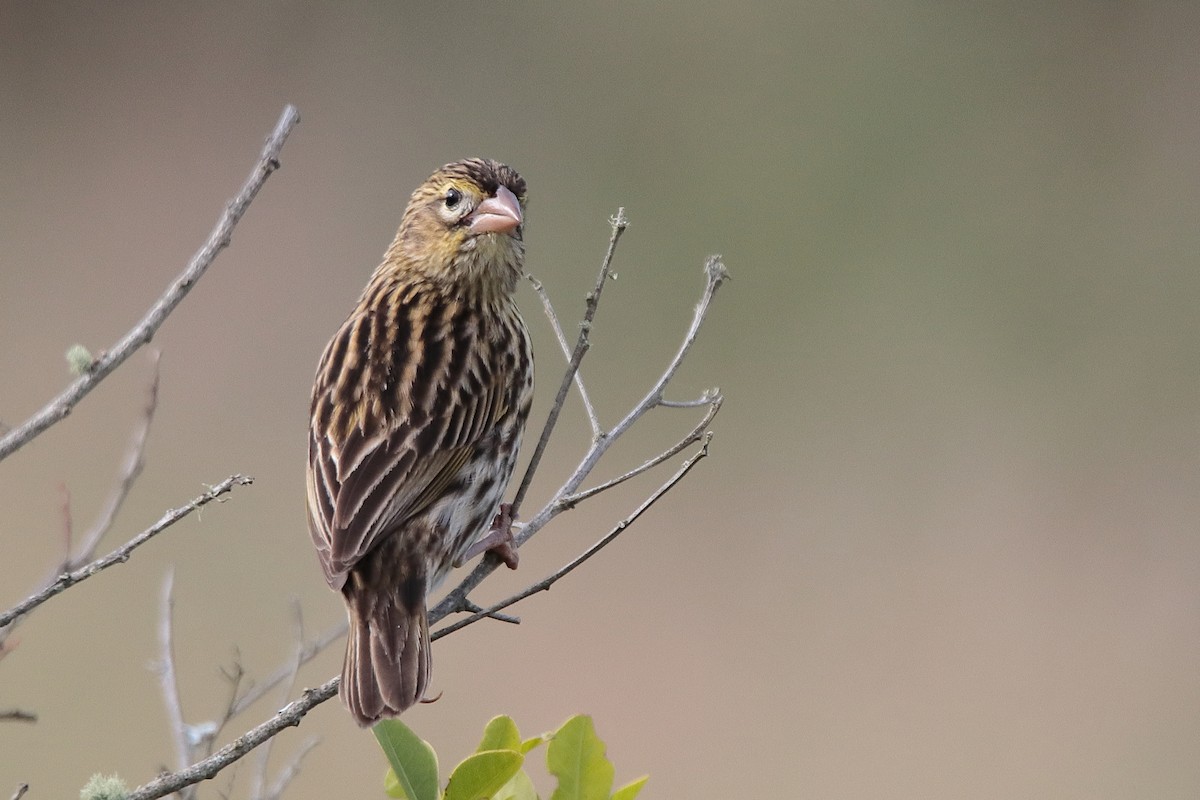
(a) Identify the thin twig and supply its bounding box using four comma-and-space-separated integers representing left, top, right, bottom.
250, 601, 306, 800
1, 359, 164, 650
433, 255, 727, 619
0, 105, 300, 463
600, 255, 728, 446
509, 208, 628, 514
0, 475, 253, 632
124, 680, 339, 800
258, 737, 321, 800
159, 570, 192, 794
59, 484, 73, 554
10, 784, 28, 800
224, 620, 346, 721
560, 397, 721, 508
0, 710, 37, 723
527, 274, 601, 437
463, 600, 520, 625
73, 352, 161, 563
659, 392, 720, 408
433, 434, 712, 639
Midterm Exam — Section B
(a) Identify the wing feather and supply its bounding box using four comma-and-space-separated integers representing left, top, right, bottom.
306, 289, 520, 589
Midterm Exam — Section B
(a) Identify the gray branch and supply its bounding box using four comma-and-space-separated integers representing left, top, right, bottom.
0, 475, 253, 632
0, 360, 163, 650
434, 252, 728, 617
73, 352, 161, 561
433, 434, 713, 639
527, 274, 601, 437
157, 570, 196, 800
0, 105, 300, 464
509, 208, 628, 512
123, 682, 338, 800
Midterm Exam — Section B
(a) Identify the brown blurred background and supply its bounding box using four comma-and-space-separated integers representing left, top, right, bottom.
3, 3, 1199, 798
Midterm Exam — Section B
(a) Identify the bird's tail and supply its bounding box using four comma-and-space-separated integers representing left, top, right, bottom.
340, 574, 431, 727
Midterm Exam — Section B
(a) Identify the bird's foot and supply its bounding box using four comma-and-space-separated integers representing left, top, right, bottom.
455, 503, 519, 569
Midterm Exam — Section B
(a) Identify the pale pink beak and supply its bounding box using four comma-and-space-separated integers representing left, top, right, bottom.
468, 184, 522, 234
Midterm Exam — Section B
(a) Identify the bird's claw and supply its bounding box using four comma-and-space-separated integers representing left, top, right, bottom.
455, 503, 519, 569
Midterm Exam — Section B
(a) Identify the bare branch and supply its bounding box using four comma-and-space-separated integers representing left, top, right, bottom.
0, 359, 164, 652
526, 274, 601, 437
257, 737, 320, 800
72, 352, 161, 564
0, 105, 300, 463
58, 483, 73, 555
433, 434, 712, 640
561, 397, 721, 507
0, 710, 37, 723
601, 255, 728, 444
124, 680, 339, 800
463, 600, 520, 625
509, 208, 628, 514
659, 390, 720, 408
0, 475, 253, 633
250, 601, 306, 800
158, 570, 192, 792
433, 254, 726, 620
224, 620, 345, 721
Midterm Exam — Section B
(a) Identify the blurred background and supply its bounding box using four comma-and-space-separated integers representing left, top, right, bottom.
2, 3, 1199, 798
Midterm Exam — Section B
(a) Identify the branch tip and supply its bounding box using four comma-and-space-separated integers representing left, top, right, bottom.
704, 254, 730, 290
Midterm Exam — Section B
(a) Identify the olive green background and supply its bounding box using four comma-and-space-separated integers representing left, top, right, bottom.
3, 3, 1199, 798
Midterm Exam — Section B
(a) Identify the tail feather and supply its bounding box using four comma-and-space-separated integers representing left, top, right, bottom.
341, 586, 431, 727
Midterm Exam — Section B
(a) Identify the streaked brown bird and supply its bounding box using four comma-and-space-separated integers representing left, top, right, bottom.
306, 159, 534, 726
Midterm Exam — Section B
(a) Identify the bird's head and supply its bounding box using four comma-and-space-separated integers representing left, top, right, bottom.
387, 158, 528, 296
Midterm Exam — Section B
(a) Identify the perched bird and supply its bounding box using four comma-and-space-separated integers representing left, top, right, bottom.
306, 159, 534, 726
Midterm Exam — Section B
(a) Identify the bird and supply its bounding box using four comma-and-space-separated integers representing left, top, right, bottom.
306, 158, 534, 726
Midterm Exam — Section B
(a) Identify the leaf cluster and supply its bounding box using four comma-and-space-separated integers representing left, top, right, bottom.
376, 714, 648, 800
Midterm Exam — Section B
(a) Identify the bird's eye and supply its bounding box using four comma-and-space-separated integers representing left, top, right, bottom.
444, 188, 462, 209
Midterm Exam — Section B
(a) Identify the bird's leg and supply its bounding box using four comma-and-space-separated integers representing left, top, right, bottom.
456, 503, 519, 569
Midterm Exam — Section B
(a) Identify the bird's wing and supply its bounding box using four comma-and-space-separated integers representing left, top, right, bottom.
306, 305, 509, 590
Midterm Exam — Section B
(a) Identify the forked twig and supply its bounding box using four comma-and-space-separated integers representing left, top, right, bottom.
433, 252, 727, 617
223, 620, 346, 722
433, 434, 713, 639
509, 208, 628, 513
527, 275, 601, 437
560, 396, 721, 507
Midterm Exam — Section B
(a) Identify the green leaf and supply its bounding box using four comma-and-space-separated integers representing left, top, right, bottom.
519, 735, 545, 754
444, 750, 524, 800
494, 768, 539, 800
383, 769, 408, 799
610, 776, 649, 800
477, 715, 522, 753
547, 715, 614, 800
374, 719, 440, 800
